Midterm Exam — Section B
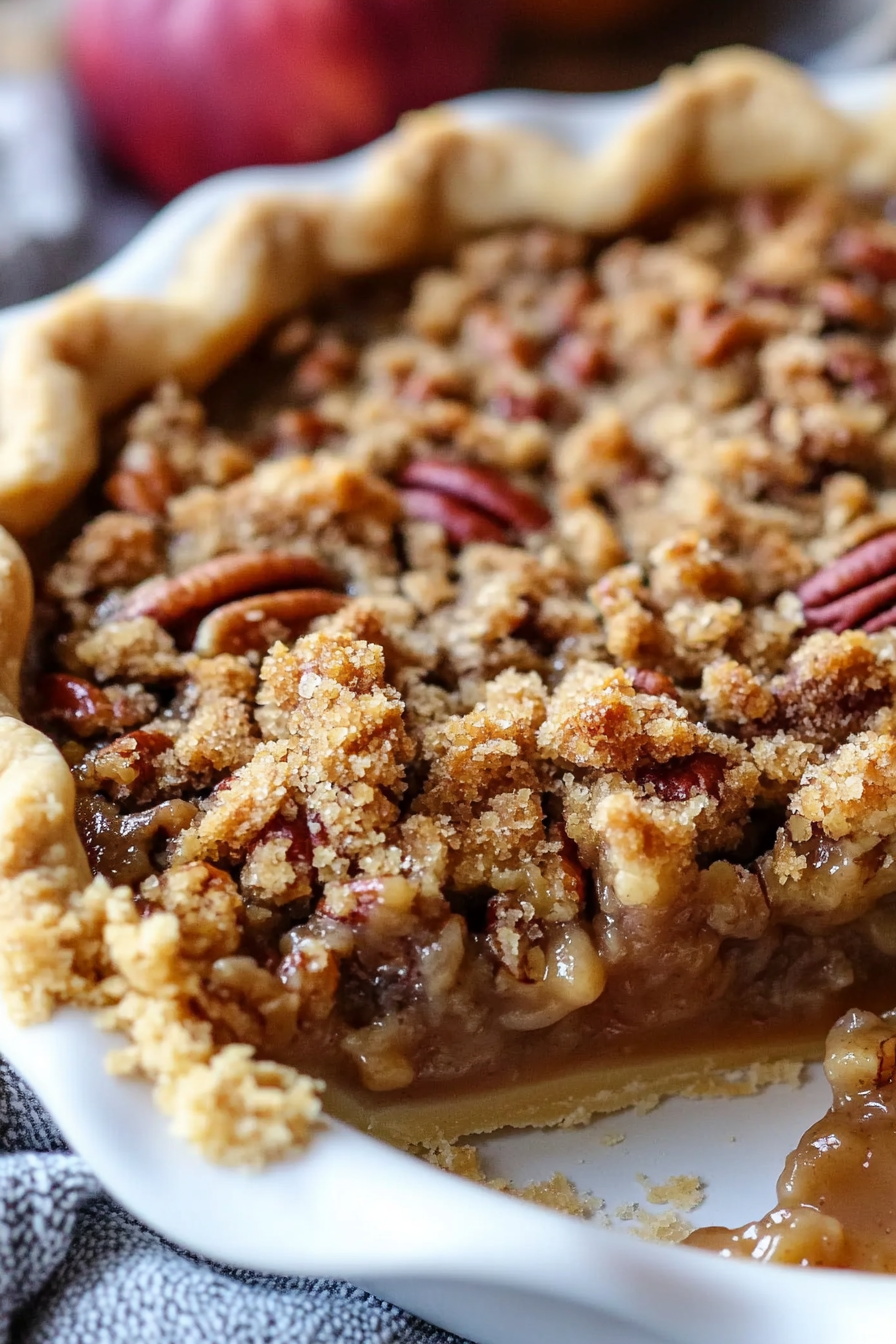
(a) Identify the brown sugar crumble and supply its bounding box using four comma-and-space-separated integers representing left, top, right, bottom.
19, 191, 896, 1162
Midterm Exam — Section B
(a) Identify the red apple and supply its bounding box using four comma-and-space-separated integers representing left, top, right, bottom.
67, 0, 501, 199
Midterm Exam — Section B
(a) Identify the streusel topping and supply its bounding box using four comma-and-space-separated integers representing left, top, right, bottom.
21, 190, 896, 1154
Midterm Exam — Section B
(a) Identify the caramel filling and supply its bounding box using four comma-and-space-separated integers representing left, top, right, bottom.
689, 1008, 896, 1271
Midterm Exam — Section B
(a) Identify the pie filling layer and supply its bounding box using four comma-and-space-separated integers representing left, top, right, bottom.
27, 191, 896, 1140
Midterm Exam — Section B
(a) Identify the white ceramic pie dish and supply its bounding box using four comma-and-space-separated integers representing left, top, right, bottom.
2, 67, 896, 1344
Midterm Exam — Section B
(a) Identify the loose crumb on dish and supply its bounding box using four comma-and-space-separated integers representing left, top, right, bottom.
417, 1139, 596, 1217
599, 1131, 626, 1147
613, 1197, 696, 1243
636, 1172, 705, 1213
631, 1209, 695, 1244
519, 1173, 598, 1217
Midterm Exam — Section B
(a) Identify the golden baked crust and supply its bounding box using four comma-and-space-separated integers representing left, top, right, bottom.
4, 48, 896, 1164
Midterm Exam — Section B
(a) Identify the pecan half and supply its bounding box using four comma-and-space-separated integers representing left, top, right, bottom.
638, 752, 725, 802
553, 822, 586, 911
399, 459, 550, 548
193, 588, 346, 656
487, 890, 545, 983
104, 444, 177, 517
400, 488, 508, 545
39, 674, 113, 737
112, 551, 335, 628
817, 278, 889, 331
630, 668, 678, 699
798, 529, 896, 632
258, 812, 314, 868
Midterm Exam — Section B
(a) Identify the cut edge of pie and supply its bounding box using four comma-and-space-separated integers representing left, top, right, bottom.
1, 47, 896, 1165
325, 1038, 818, 1150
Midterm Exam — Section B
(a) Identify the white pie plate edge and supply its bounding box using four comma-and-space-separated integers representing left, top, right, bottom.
1, 67, 896, 1344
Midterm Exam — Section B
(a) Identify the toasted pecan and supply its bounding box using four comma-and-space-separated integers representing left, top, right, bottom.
245, 811, 316, 908
90, 729, 174, 800
630, 668, 679, 699
39, 673, 113, 737
804, 571, 896, 633
193, 589, 346, 655
399, 459, 550, 535
554, 822, 586, 908
638, 753, 725, 802
798, 530, 896, 633
254, 811, 314, 868
798, 530, 896, 609
270, 408, 334, 453
464, 303, 539, 366
399, 487, 509, 546
104, 445, 177, 517
112, 552, 336, 628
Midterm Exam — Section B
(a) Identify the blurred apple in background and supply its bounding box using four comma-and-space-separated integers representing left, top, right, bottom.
67, 0, 501, 199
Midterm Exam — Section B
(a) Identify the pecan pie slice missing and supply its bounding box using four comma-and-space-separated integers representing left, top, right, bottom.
7, 50, 896, 1164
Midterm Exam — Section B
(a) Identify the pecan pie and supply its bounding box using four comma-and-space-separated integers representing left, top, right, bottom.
6, 49, 896, 1165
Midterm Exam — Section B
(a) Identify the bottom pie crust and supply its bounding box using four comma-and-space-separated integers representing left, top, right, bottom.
322, 1032, 822, 1149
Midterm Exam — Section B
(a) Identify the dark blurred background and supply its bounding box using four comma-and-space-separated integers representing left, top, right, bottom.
500, 0, 875, 89
0, 0, 890, 306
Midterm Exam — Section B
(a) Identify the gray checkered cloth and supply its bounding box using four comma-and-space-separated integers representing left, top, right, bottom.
0, 1057, 464, 1344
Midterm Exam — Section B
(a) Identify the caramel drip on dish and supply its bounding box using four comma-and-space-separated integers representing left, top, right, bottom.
688, 1009, 896, 1271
